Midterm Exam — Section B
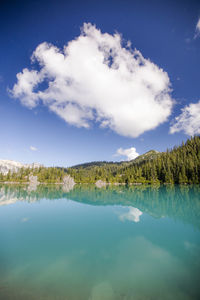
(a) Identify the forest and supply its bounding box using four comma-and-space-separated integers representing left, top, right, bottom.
0, 136, 199, 184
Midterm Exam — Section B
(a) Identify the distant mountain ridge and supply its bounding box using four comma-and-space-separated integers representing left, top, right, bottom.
0, 159, 42, 175
0, 150, 160, 175
67, 136, 200, 184
71, 150, 160, 169
0, 149, 159, 176
132, 150, 160, 164
0, 136, 199, 184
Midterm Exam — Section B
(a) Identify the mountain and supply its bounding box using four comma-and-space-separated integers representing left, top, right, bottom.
131, 150, 160, 164
71, 150, 160, 170
0, 160, 42, 175
71, 160, 120, 169
0, 136, 199, 184
67, 136, 200, 184
0, 150, 160, 176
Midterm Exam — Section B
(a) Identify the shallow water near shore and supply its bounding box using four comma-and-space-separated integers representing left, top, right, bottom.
0, 184, 200, 300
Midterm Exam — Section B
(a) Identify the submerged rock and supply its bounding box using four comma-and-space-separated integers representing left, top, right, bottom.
89, 281, 114, 300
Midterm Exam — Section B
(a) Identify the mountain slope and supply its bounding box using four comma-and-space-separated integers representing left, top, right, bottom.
71, 150, 160, 170
132, 150, 160, 164
68, 136, 200, 184
0, 160, 42, 175
0, 136, 199, 184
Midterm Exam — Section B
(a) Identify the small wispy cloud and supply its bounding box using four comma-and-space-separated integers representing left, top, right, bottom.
30, 146, 38, 151
114, 146, 139, 161
194, 18, 200, 39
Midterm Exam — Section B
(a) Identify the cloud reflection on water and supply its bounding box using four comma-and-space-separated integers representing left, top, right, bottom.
119, 207, 143, 223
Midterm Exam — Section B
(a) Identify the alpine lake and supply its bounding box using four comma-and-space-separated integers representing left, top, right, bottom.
0, 184, 200, 300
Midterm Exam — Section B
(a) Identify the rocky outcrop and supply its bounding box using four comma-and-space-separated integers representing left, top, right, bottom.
62, 175, 75, 192
29, 175, 38, 184
28, 175, 39, 191
95, 180, 107, 188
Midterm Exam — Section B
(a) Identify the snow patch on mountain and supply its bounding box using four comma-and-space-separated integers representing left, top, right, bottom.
0, 159, 42, 175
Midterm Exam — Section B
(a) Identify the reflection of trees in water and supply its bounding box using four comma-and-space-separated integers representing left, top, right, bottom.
68, 185, 200, 229
0, 184, 200, 229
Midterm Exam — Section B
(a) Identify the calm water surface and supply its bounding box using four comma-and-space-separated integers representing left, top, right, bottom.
0, 184, 200, 300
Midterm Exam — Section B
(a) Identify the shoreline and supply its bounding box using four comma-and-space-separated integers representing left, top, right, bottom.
0, 181, 192, 186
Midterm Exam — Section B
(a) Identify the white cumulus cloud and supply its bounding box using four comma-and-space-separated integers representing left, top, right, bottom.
115, 146, 139, 161
30, 146, 38, 151
11, 23, 173, 138
195, 18, 200, 38
170, 100, 200, 136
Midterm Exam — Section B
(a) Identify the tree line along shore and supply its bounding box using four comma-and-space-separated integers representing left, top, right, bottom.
0, 136, 199, 185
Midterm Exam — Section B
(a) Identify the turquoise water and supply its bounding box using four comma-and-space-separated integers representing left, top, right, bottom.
0, 184, 200, 300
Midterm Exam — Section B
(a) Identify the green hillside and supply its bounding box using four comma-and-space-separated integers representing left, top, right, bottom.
70, 149, 160, 171
0, 136, 199, 184
68, 136, 200, 184
132, 150, 160, 164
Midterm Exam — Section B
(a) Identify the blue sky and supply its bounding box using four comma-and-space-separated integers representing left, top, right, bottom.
0, 0, 200, 167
